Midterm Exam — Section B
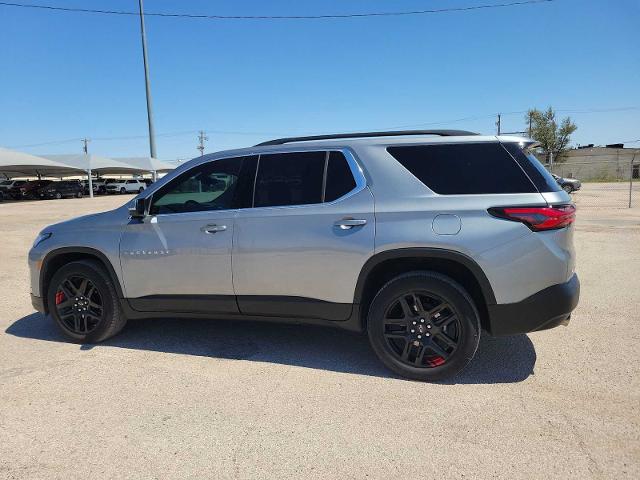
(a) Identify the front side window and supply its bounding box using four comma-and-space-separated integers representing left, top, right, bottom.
150, 157, 242, 214
254, 152, 326, 208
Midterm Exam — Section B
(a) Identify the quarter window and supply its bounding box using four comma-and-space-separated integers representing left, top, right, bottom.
387, 143, 537, 195
150, 157, 243, 214
324, 151, 357, 202
254, 152, 326, 208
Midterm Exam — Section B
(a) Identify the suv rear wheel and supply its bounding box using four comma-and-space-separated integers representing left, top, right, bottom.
367, 272, 480, 381
47, 260, 127, 343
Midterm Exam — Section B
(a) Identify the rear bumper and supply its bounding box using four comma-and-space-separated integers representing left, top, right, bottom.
31, 294, 46, 314
486, 274, 579, 336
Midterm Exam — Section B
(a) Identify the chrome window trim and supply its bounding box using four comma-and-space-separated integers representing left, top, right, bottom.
146, 147, 367, 218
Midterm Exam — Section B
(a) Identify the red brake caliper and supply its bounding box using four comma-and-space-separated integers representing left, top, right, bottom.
426, 356, 446, 367
55, 290, 65, 305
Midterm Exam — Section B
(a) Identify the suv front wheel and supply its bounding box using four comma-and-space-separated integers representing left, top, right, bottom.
367, 272, 480, 381
47, 260, 127, 343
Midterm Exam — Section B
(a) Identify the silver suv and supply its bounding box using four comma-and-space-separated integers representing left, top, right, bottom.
28, 130, 579, 381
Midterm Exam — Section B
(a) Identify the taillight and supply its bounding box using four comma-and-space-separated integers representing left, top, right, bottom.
488, 205, 576, 231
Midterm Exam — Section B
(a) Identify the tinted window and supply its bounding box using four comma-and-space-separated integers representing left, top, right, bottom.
254, 152, 325, 207
324, 151, 357, 202
233, 155, 258, 209
503, 143, 561, 192
150, 157, 242, 214
387, 143, 537, 194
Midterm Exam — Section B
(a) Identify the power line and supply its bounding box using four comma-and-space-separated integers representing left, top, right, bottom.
0, 0, 556, 21
8, 137, 83, 148
7, 106, 640, 148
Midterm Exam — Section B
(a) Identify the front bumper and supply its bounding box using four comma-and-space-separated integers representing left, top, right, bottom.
486, 274, 580, 336
31, 294, 46, 314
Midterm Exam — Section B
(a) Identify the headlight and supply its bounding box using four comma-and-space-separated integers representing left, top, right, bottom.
32, 232, 52, 248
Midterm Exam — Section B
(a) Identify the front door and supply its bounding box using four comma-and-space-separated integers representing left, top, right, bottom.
119, 156, 248, 314
233, 150, 375, 321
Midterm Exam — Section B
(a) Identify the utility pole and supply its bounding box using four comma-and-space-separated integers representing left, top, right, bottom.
197, 130, 209, 156
82, 138, 93, 198
138, 0, 157, 159
630, 152, 637, 209
528, 112, 533, 138
496, 114, 501, 135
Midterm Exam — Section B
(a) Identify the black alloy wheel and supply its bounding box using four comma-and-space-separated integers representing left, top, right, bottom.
138, 187, 144, 193
54, 275, 104, 335
381, 291, 461, 368
368, 272, 480, 381
47, 260, 127, 343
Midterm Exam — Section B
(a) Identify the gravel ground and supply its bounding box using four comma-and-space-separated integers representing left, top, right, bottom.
1, 188, 638, 479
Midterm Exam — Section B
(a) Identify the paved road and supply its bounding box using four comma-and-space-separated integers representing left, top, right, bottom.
1, 194, 638, 479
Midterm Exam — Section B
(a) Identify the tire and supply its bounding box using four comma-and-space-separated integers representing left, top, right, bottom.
138, 187, 144, 193
47, 260, 127, 343
562, 185, 573, 194
77, 191, 83, 198
367, 271, 480, 381
120, 187, 126, 194
55, 192, 62, 199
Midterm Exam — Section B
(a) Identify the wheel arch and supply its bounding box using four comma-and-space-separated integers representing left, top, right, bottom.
354, 248, 496, 331
40, 247, 124, 314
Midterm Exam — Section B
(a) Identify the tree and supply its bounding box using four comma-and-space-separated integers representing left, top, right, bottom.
526, 107, 577, 164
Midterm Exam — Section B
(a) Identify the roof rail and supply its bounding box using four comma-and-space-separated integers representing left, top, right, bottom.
254, 129, 479, 146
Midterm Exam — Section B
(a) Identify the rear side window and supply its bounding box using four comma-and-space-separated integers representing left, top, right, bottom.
502, 143, 561, 192
324, 151, 357, 202
254, 152, 325, 207
387, 143, 537, 195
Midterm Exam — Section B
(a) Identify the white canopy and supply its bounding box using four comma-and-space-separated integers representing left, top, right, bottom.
0, 147, 84, 178
113, 156, 176, 173
41, 154, 148, 175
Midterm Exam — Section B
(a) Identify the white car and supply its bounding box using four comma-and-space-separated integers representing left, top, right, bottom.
105, 179, 146, 194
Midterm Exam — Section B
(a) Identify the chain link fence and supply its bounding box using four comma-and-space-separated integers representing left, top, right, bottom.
545, 150, 639, 209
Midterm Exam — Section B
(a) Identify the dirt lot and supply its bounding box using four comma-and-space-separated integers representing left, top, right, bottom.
1, 187, 639, 479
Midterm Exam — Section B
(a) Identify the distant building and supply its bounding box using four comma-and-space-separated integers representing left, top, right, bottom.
547, 146, 639, 181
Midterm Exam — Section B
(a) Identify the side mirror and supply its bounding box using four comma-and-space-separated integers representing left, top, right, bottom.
128, 198, 147, 219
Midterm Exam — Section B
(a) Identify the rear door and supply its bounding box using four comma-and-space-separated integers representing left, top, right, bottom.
233, 149, 375, 320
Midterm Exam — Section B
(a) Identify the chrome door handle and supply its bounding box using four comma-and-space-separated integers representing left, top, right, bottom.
201, 224, 227, 234
334, 218, 367, 230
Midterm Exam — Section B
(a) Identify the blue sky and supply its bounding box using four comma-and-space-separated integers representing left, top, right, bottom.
0, 0, 638, 161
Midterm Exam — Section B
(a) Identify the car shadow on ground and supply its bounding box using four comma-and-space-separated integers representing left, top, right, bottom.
6, 313, 536, 384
